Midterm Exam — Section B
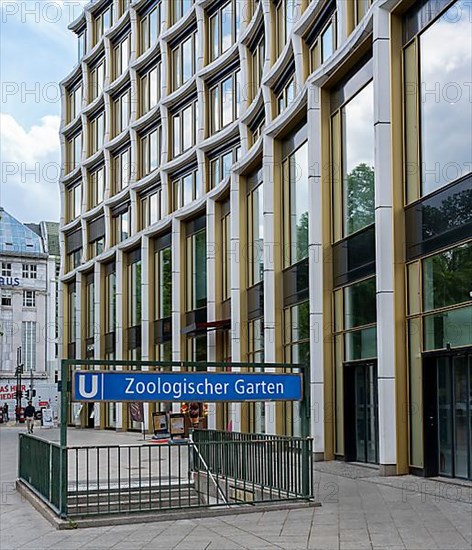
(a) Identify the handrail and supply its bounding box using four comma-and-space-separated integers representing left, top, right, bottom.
188, 433, 229, 507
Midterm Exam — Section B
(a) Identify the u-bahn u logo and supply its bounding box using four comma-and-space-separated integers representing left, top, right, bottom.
78, 374, 99, 399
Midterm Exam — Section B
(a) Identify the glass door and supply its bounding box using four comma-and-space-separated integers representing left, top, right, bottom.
354, 362, 379, 464
437, 355, 472, 480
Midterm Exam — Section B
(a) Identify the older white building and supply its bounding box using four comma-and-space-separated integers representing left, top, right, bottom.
0, 208, 60, 410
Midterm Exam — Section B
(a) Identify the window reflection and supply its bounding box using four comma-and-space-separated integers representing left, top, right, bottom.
284, 141, 308, 267
419, 1, 472, 195
342, 81, 375, 235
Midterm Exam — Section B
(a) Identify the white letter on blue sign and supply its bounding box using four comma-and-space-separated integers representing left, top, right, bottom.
78, 374, 99, 399
125, 378, 135, 394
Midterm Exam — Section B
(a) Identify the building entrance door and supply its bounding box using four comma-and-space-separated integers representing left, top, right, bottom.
344, 361, 379, 464
437, 355, 472, 480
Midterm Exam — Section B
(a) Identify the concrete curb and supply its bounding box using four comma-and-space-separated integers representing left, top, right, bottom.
16, 480, 320, 530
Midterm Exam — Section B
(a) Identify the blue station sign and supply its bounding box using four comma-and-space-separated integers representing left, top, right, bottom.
73, 371, 303, 403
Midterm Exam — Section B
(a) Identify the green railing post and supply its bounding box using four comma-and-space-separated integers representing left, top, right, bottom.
301, 437, 313, 499
59, 359, 68, 518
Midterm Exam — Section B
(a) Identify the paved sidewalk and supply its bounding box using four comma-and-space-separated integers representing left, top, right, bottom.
1, 425, 471, 549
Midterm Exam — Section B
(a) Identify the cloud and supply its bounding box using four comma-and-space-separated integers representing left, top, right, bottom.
0, 113, 61, 223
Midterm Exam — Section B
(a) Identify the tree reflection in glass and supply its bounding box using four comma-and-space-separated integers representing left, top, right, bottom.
342, 81, 375, 236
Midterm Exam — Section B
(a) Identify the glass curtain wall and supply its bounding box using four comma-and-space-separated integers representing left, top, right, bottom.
404, 0, 472, 201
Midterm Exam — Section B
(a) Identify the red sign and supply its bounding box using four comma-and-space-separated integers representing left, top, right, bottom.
39, 401, 49, 407
0, 384, 26, 401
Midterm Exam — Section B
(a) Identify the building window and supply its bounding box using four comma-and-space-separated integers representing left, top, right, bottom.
113, 89, 130, 136
283, 300, 309, 435
249, 0, 260, 19
423, 242, 472, 313
90, 60, 105, 100
113, 147, 131, 192
67, 183, 81, 221
171, 31, 198, 91
105, 268, 116, 333
247, 178, 264, 286
172, 100, 197, 157
1, 291, 12, 307
275, 0, 297, 56
22, 321, 37, 371
335, 277, 377, 362
155, 245, 172, 319
128, 257, 142, 327
140, 63, 161, 116
283, 141, 308, 267
85, 276, 95, 340
22, 264, 37, 279
209, 69, 241, 134
67, 132, 82, 173
140, 188, 162, 229
221, 204, 231, 302
208, 0, 241, 62
78, 30, 86, 61
332, 80, 374, 239
407, 241, 472, 352
404, 0, 472, 201
113, 35, 131, 79
68, 249, 82, 271
140, 2, 161, 53
88, 165, 105, 208
172, 169, 202, 211
249, 107, 265, 146
114, 207, 131, 244
68, 84, 82, 122
309, 10, 337, 71
276, 77, 295, 115
94, 4, 114, 44
89, 111, 105, 154
247, 317, 265, 433
354, 0, 372, 27
172, 0, 194, 24
118, 0, 131, 16
1, 263, 12, 277
186, 226, 207, 311
140, 126, 161, 177
249, 34, 265, 102
209, 145, 240, 189
23, 290, 36, 308
68, 282, 77, 346
89, 236, 104, 257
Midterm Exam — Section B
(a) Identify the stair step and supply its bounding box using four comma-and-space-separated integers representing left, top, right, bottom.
69, 489, 199, 505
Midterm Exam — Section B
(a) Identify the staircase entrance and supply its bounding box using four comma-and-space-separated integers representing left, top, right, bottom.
18, 359, 315, 521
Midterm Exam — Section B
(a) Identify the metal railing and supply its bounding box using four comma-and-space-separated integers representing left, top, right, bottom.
18, 434, 64, 514
18, 430, 314, 519
192, 429, 314, 501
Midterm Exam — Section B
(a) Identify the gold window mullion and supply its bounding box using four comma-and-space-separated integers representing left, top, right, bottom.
404, 38, 420, 204
331, 110, 342, 242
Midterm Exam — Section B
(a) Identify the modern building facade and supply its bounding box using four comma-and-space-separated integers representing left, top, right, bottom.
59, 0, 472, 479
0, 208, 60, 409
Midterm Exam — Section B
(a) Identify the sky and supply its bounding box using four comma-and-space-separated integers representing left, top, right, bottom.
0, 0, 88, 223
